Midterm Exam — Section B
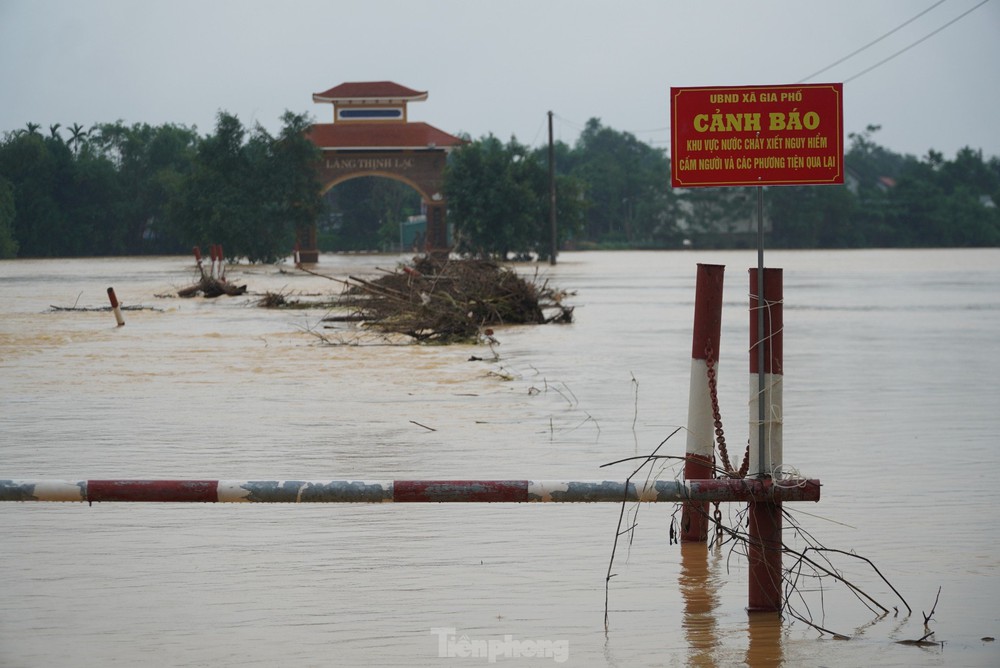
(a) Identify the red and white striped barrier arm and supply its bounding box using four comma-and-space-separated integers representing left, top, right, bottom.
0, 479, 819, 504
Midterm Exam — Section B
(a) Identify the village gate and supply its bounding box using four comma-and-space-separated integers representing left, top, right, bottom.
297, 81, 466, 261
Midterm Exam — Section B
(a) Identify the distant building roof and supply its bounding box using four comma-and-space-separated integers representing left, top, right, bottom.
306, 122, 466, 151
313, 81, 428, 104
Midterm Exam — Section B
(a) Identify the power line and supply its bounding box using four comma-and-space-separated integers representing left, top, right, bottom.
797, 0, 947, 83
842, 0, 991, 83
530, 117, 547, 147
552, 112, 585, 132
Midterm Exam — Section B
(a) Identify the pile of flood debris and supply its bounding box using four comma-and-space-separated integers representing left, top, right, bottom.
321, 257, 573, 343
177, 245, 246, 298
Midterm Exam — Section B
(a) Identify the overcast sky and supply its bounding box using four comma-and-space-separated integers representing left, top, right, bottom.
2, 0, 998, 160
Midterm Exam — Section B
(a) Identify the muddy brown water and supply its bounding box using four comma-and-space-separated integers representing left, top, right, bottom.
2, 249, 998, 666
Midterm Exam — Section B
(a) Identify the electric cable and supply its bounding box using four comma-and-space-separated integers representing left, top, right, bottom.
797, 0, 948, 83
841, 0, 991, 83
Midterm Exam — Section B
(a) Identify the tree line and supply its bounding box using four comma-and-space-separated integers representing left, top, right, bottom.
0, 112, 322, 262
444, 121, 1000, 256
1, 115, 998, 261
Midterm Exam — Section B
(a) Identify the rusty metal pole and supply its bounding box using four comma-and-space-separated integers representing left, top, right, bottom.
681, 264, 725, 541
748, 267, 783, 612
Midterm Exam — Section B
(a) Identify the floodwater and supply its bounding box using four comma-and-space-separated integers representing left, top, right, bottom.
1, 249, 998, 667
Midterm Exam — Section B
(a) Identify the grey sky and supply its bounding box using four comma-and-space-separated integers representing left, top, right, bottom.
2, 0, 998, 159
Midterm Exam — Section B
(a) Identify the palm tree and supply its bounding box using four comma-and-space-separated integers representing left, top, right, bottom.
25, 122, 41, 136
68, 123, 88, 156
49, 123, 62, 140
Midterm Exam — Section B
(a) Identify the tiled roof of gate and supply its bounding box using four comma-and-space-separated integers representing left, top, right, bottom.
307, 122, 466, 150
312, 81, 428, 103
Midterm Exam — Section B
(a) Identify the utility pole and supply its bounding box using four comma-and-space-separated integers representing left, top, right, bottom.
548, 111, 557, 266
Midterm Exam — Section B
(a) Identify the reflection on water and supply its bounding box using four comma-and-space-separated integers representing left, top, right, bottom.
2, 250, 1000, 666
680, 542, 721, 666
679, 541, 784, 668
745, 613, 783, 668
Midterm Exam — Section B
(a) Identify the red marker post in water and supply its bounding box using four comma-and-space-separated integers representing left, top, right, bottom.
107, 287, 125, 327
209, 245, 218, 278
747, 267, 783, 612
681, 263, 725, 542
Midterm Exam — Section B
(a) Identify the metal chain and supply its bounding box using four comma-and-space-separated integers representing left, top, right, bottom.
705, 340, 750, 479
705, 340, 735, 476
705, 340, 750, 541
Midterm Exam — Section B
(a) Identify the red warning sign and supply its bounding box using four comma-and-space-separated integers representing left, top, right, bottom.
670, 83, 843, 188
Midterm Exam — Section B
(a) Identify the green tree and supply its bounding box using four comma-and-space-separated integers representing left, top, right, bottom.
846, 125, 909, 183
526, 140, 588, 255
0, 176, 18, 258
548, 172, 588, 255
569, 118, 675, 245
173, 111, 321, 263
267, 111, 324, 253
680, 187, 757, 248
767, 184, 857, 248
88, 121, 199, 253
445, 134, 547, 259
843, 125, 900, 245
67, 149, 125, 254
174, 112, 251, 256
887, 148, 1000, 246
67, 123, 88, 156
0, 131, 76, 256
140, 123, 200, 252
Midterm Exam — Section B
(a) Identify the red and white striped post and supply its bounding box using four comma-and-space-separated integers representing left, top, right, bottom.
681, 264, 725, 542
106, 287, 125, 327
748, 267, 783, 612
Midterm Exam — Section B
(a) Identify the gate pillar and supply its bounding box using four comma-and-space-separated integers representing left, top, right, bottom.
295, 225, 319, 264
425, 201, 450, 255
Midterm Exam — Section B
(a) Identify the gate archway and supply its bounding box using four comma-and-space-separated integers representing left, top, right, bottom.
319, 175, 423, 251
298, 82, 466, 262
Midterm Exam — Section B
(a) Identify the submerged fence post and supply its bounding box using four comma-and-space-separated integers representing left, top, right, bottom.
107, 287, 125, 327
682, 264, 725, 542
747, 267, 783, 612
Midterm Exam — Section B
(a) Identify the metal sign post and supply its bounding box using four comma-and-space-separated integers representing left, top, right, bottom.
756, 186, 766, 477
670, 82, 843, 611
